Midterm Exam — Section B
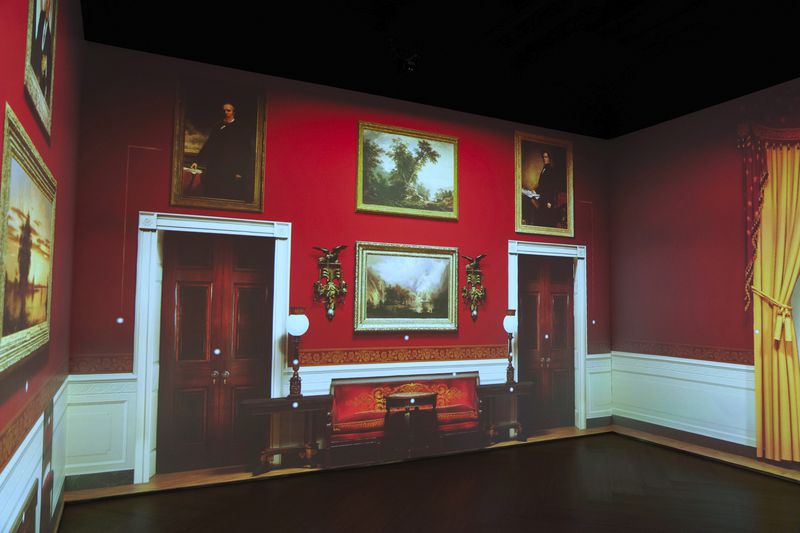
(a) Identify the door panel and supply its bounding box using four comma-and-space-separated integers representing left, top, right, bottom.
176, 283, 211, 362
173, 389, 208, 443
234, 285, 269, 359
518, 256, 575, 431
158, 232, 274, 473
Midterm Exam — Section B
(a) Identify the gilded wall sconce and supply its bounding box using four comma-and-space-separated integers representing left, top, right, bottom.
461, 254, 486, 320
313, 245, 347, 320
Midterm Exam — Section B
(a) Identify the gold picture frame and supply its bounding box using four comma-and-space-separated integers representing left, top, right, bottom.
24, 0, 59, 137
0, 104, 57, 374
357, 122, 458, 220
354, 241, 458, 332
515, 131, 574, 237
170, 80, 266, 212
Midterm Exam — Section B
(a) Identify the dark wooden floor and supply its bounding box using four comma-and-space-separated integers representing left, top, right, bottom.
59, 434, 800, 532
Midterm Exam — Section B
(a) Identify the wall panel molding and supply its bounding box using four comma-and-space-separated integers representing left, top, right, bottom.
586, 354, 612, 419
0, 375, 64, 472
611, 351, 755, 446
0, 379, 67, 533
301, 344, 507, 366
285, 358, 508, 397
65, 374, 137, 476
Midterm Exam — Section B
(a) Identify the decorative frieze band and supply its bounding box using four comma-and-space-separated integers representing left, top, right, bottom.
300, 344, 507, 366
0, 375, 64, 472
69, 354, 133, 374
613, 340, 753, 365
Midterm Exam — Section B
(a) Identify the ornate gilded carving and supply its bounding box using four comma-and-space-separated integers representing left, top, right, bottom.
345, 382, 465, 412
461, 254, 486, 320
301, 344, 506, 366
313, 245, 347, 320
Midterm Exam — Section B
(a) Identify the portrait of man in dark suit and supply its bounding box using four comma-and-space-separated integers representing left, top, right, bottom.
516, 132, 574, 236
31, 0, 54, 100
171, 81, 266, 212
24, 0, 58, 135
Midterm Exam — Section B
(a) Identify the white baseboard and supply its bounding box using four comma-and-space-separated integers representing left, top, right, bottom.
0, 379, 67, 532
65, 374, 137, 476
611, 352, 755, 446
283, 358, 509, 397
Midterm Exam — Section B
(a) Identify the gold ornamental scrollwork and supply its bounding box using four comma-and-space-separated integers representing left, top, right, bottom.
461, 254, 486, 320
313, 245, 348, 320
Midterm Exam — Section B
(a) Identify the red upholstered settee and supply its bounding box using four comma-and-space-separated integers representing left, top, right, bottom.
326, 372, 484, 465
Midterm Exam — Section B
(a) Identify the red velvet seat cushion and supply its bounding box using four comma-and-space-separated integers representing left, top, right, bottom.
438, 420, 480, 432
436, 404, 478, 424
332, 410, 385, 434
330, 430, 385, 443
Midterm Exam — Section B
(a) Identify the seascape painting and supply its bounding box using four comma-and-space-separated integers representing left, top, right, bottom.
0, 104, 56, 373
3, 159, 52, 335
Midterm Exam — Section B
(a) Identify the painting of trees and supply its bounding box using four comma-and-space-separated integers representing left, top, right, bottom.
358, 122, 457, 219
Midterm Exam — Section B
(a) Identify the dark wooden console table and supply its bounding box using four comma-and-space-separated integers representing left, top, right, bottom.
383, 391, 439, 459
241, 395, 331, 474
478, 381, 534, 443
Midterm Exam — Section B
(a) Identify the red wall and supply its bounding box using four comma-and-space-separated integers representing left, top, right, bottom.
608, 80, 800, 364
0, 1, 81, 436
70, 44, 612, 372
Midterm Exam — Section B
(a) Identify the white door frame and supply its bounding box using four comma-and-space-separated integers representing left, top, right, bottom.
508, 240, 588, 430
132, 212, 292, 483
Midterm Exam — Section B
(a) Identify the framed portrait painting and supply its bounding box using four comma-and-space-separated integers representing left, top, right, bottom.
0, 104, 57, 374
515, 131, 574, 237
357, 122, 458, 220
170, 80, 265, 212
24, 0, 58, 137
354, 241, 458, 332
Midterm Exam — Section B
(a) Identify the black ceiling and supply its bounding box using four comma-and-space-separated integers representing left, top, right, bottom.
79, 1, 800, 138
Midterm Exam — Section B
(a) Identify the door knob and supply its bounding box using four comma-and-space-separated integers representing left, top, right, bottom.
544, 334, 549, 340
213, 348, 222, 356
222, 370, 230, 385
211, 370, 220, 384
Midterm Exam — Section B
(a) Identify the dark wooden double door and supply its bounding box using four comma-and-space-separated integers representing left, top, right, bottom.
157, 232, 274, 473
518, 255, 574, 430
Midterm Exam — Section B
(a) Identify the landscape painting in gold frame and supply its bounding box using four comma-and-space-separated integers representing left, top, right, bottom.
357, 122, 458, 220
0, 104, 57, 374
354, 241, 458, 332
515, 131, 573, 237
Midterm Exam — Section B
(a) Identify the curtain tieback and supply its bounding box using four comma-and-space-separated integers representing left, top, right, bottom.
752, 286, 794, 342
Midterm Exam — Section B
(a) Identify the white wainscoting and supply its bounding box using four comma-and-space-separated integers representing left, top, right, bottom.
0, 379, 67, 533
611, 352, 755, 446
65, 374, 137, 476
586, 354, 612, 420
283, 358, 509, 397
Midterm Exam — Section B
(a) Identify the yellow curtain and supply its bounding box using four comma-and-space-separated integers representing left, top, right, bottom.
754, 143, 800, 461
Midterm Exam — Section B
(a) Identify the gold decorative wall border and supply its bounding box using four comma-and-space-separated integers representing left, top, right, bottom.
69, 354, 133, 374
300, 344, 506, 366
614, 340, 753, 365
0, 374, 64, 472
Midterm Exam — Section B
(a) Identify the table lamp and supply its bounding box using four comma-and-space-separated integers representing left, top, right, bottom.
287, 307, 310, 398
503, 309, 517, 384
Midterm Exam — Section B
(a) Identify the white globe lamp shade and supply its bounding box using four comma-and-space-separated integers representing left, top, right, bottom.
287, 311, 310, 337
502, 311, 517, 335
